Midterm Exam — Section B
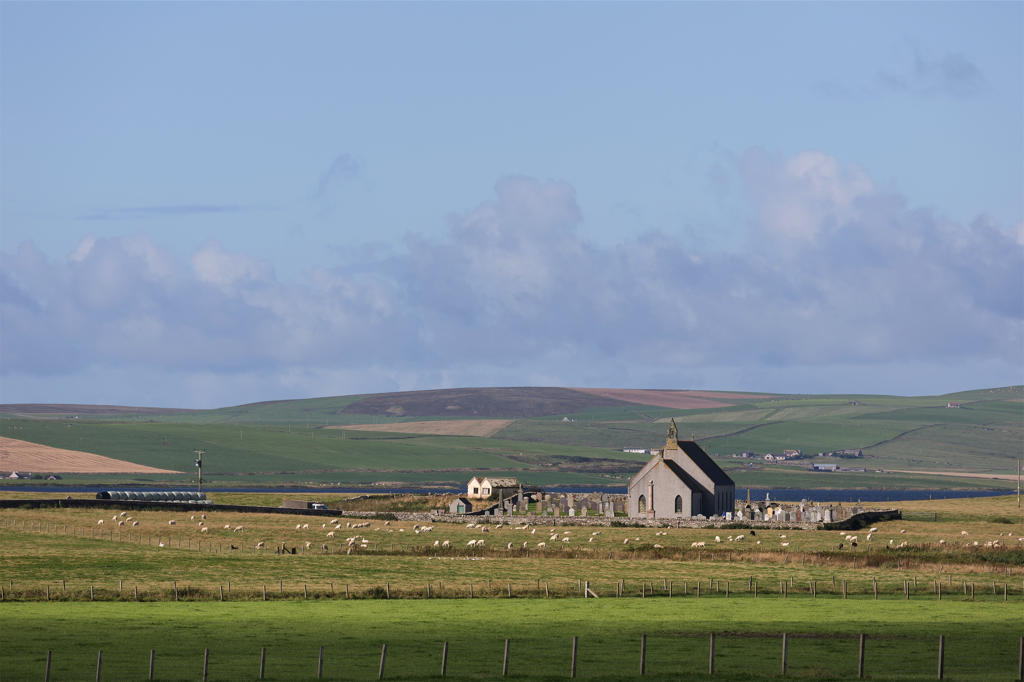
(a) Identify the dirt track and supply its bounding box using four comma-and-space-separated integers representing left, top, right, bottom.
328, 420, 513, 437
571, 388, 769, 410
886, 469, 1021, 482
0, 437, 181, 474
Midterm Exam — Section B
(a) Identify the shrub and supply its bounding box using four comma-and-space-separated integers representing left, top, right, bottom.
989, 516, 1016, 524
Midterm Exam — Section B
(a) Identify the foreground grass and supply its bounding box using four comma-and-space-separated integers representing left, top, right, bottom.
2, 599, 1021, 681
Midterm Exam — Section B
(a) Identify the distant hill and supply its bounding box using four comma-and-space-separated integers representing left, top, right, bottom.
0, 403, 191, 416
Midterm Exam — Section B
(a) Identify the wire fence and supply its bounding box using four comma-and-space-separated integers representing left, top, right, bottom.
4, 634, 1023, 681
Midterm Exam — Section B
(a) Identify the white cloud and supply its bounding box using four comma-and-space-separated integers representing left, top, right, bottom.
2, 151, 1021, 406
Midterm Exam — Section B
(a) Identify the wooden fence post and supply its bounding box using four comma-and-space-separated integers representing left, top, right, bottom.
709, 633, 715, 675
318, 645, 324, 679
1018, 636, 1023, 681
203, 649, 209, 682
220, 585, 224, 601
782, 633, 788, 675
379, 643, 388, 679
259, 647, 266, 680
91, 586, 94, 601
386, 583, 390, 599
149, 650, 155, 680
174, 581, 178, 602
571, 636, 578, 677
44, 650, 51, 682
263, 585, 266, 601
441, 641, 448, 677
503, 638, 511, 676
95, 650, 103, 682
937, 635, 944, 680
858, 634, 866, 678
638, 634, 646, 675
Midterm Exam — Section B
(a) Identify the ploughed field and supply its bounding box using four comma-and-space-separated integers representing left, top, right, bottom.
2, 495, 1022, 680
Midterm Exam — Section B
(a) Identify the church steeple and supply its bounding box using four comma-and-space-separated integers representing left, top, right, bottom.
665, 418, 679, 450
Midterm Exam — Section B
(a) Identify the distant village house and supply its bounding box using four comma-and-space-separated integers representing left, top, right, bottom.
466, 476, 520, 500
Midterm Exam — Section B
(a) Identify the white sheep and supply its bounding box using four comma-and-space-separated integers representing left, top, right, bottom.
900, 529, 906, 534
97, 520, 104, 525
467, 540, 477, 547
117, 521, 125, 527
119, 512, 127, 517
442, 540, 451, 548
691, 541, 705, 548
550, 534, 559, 540
466, 523, 475, 528
938, 539, 946, 544
653, 544, 663, 548
297, 524, 303, 530
507, 542, 514, 549
233, 525, 244, 532
168, 520, 176, 525
201, 527, 210, 533
132, 521, 139, 527
961, 530, 969, 535
592, 531, 601, 536
623, 539, 630, 545
306, 541, 312, 549
781, 542, 790, 547
537, 542, 546, 548
191, 516, 196, 521
224, 524, 232, 529
715, 536, 722, 543
869, 527, 877, 532
735, 534, 745, 541
302, 524, 309, 529
198, 521, 204, 526
477, 540, 485, 547
561, 537, 570, 543
330, 519, 339, 525
780, 534, 787, 539
866, 534, 873, 541
433, 540, 440, 547
589, 537, 594, 542
531, 529, 537, 534
849, 536, 858, 542
327, 531, 335, 538
201, 514, 206, 520
126, 517, 132, 521
256, 542, 265, 549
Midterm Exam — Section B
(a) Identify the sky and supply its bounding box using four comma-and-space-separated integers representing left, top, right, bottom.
1, 2, 1022, 409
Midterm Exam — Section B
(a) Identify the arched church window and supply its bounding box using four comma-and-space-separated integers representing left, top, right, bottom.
638, 495, 646, 514
674, 495, 682, 513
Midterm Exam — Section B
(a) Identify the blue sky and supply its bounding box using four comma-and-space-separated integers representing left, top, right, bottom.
2, 2, 1021, 408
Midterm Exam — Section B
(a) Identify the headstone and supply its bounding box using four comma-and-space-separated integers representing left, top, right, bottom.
568, 509, 575, 517
580, 507, 587, 517
725, 512, 733, 520
605, 509, 614, 518
554, 509, 560, 517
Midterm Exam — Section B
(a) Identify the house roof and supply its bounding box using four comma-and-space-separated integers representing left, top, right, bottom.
484, 477, 520, 488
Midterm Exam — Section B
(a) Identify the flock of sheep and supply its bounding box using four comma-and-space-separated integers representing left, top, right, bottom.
86, 512, 1023, 556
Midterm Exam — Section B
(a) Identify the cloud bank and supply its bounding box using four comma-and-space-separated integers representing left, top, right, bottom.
2, 149, 1021, 407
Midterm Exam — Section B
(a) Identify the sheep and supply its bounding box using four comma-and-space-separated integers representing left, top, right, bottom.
126, 517, 132, 521
256, 542, 265, 549
384, 521, 391, 526
715, 536, 722, 543
838, 543, 844, 550
326, 531, 335, 538
623, 539, 630, 545
433, 540, 440, 547
302, 524, 309, 530
561, 537, 570, 543
961, 530, 969, 535
653, 544, 663, 548
495, 524, 503, 529
781, 542, 790, 547
201, 527, 210, 533
523, 542, 529, 548
866, 534, 873, 541
481, 527, 489, 533
117, 521, 125, 527
900, 529, 906, 534
191, 516, 196, 521
691, 541, 706, 548
467, 540, 477, 547
780, 534, 787, 539
466, 524, 475, 528
851, 542, 858, 548
938, 539, 946, 544
537, 542, 546, 548
531, 529, 537, 534
168, 520, 176, 525
112, 516, 118, 521
442, 540, 451, 548
550, 534, 559, 540
507, 542, 514, 549
306, 541, 312, 549
201, 514, 206, 520
97, 520, 104, 525
735, 534, 745, 541
592, 531, 601, 536
132, 521, 139, 527
329, 519, 339, 525
869, 527, 878, 532
224, 524, 232, 529
849, 536, 858, 542
477, 540, 485, 547
119, 512, 127, 518
297, 524, 303, 530
233, 525, 244, 532
198, 522, 204, 526
635, 537, 641, 541
727, 536, 733, 542
414, 524, 420, 530
589, 537, 594, 542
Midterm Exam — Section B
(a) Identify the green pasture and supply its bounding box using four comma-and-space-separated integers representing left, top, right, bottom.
1, 599, 1021, 681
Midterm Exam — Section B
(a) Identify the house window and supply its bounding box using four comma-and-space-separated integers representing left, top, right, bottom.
674, 495, 682, 514
473, 487, 479, 494
638, 495, 646, 514
483, 488, 490, 495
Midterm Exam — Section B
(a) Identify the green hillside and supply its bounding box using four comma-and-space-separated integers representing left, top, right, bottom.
2, 386, 1021, 490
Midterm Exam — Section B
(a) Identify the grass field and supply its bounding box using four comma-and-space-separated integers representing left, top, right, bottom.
3, 495, 1023, 680
2, 600, 1021, 681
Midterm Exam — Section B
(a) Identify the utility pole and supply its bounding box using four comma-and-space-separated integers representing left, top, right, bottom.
194, 450, 205, 494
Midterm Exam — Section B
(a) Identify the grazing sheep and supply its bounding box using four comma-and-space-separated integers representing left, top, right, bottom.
112, 516, 118, 521
897, 541, 908, 548
329, 519, 339, 525
561, 537, 570, 543
749, 530, 756, 536
537, 542, 546, 548
653, 544, 663, 548
201, 514, 206, 520
433, 540, 440, 547
306, 541, 312, 549
900, 529, 906, 534
158, 543, 165, 547
939, 539, 946, 544
531, 529, 537, 534
201, 527, 210, 533
224, 524, 231, 529
735, 535, 745, 541
326, 531, 335, 538
623, 539, 630, 545
715, 536, 722, 543
727, 536, 733, 542
302, 524, 309, 530
780, 534, 787, 539
97, 520, 104, 525
256, 542, 265, 549
756, 541, 761, 545
191, 516, 196, 521
838, 543, 844, 550
691, 541, 706, 548
589, 537, 594, 542
849, 536, 858, 542
198, 522, 204, 526
467, 540, 477, 547
866, 534, 872, 541
126, 517, 132, 521
297, 524, 303, 530
466, 524, 475, 528
233, 525, 244, 532
132, 521, 139, 527
117, 521, 125, 526
507, 542, 514, 549
477, 540, 485, 547
851, 542, 858, 548
550, 534, 559, 540
442, 540, 451, 548
592, 531, 601, 535
869, 527, 878, 533
781, 542, 790, 547
961, 530, 969, 535
523, 542, 529, 548
168, 520, 176, 525
119, 512, 127, 518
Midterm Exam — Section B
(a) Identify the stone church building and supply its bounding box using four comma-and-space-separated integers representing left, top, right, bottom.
628, 419, 736, 519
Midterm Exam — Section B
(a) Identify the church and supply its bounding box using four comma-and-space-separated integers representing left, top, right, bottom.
627, 419, 736, 519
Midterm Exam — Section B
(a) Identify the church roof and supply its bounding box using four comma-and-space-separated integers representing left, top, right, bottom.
674, 440, 734, 487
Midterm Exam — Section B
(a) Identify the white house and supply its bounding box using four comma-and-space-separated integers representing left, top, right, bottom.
466, 476, 520, 500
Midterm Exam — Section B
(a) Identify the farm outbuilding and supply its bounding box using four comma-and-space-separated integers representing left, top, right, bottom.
449, 497, 473, 514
